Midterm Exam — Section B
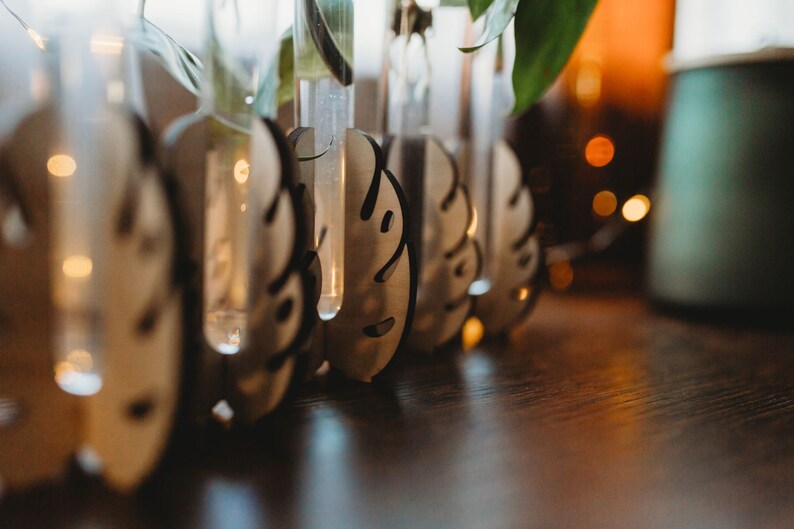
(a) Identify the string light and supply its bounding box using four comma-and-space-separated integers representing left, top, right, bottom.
549, 261, 574, 291
622, 195, 651, 222
585, 135, 615, 168
592, 190, 618, 217
514, 287, 531, 301
462, 316, 485, 351
62, 255, 93, 278
575, 60, 602, 107
47, 154, 77, 177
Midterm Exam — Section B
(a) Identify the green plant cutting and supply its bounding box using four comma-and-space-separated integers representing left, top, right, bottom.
2, 0, 597, 115
446, 0, 598, 113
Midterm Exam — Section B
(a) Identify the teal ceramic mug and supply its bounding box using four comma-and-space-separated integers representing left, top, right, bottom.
648, 49, 794, 312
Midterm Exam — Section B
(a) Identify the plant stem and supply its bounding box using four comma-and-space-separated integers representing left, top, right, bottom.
1, 0, 31, 30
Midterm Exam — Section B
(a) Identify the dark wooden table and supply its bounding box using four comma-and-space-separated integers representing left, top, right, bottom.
2, 293, 794, 529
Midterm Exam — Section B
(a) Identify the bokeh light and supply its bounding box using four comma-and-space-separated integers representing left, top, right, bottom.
47, 155, 77, 177
514, 287, 531, 301
622, 195, 651, 222
575, 60, 602, 107
55, 349, 101, 396
592, 190, 618, 217
462, 316, 485, 351
549, 262, 574, 291
62, 255, 93, 278
585, 135, 615, 168
234, 159, 250, 184
467, 207, 478, 238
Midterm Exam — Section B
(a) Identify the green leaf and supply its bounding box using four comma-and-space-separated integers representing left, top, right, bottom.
512, 0, 597, 115
252, 27, 294, 116
468, 0, 494, 20
277, 28, 295, 107
295, 0, 354, 86
129, 18, 204, 96
460, 0, 519, 53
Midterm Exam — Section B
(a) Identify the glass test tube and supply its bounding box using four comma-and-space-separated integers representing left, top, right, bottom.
201, 0, 280, 355
465, 29, 499, 296
426, 6, 499, 296
486, 23, 517, 274
385, 0, 432, 138
294, 0, 355, 321
31, 0, 126, 396
426, 5, 468, 147
380, 0, 433, 290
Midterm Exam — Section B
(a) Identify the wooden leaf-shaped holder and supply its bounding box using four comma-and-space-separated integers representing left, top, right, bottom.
163, 116, 314, 424
0, 106, 182, 492
291, 128, 415, 382
474, 140, 542, 336
383, 135, 480, 353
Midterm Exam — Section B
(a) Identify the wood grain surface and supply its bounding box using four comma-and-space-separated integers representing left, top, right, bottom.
2, 292, 794, 529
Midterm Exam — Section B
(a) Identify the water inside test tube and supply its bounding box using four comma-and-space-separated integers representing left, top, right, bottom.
466, 35, 499, 296
200, 0, 280, 353
485, 26, 516, 289
299, 76, 351, 320
204, 309, 247, 355
47, 23, 117, 397
294, 0, 355, 321
203, 139, 252, 354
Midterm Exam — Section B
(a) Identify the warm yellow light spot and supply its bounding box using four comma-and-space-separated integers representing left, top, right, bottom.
54, 361, 75, 381
66, 349, 94, 372
62, 255, 93, 278
622, 194, 651, 222
575, 61, 602, 107
54, 350, 95, 384
592, 190, 618, 217
585, 135, 615, 168
515, 287, 531, 301
240, 204, 247, 212
27, 28, 45, 51
234, 159, 250, 184
549, 261, 574, 291
462, 316, 485, 351
467, 207, 478, 238
47, 154, 77, 177
90, 34, 123, 55
54, 354, 102, 396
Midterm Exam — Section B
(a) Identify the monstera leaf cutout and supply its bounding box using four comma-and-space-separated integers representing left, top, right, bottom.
164, 115, 313, 424
288, 128, 326, 380
86, 113, 182, 491
384, 135, 480, 353
475, 140, 542, 335
0, 106, 182, 492
235, 119, 314, 422
0, 109, 80, 491
292, 128, 415, 382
